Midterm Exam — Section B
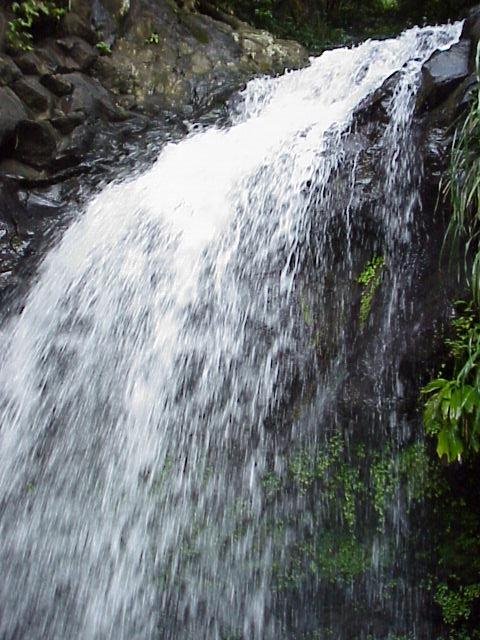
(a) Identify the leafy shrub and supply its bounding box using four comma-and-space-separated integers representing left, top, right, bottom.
7, 0, 66, 52
145, 32, 160, 45
357, 256, 385, 326
96, 40, 112, 55
422, 46, 480, 464
434, 582, 480, 627
422, 303, 480, 463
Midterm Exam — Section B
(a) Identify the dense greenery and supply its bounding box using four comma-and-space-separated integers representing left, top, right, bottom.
6, 0, 66, 51
214, 0, 474, 51
422, 302, 480, 462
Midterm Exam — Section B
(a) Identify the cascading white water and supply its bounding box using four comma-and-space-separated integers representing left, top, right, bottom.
0, 23, 462, 640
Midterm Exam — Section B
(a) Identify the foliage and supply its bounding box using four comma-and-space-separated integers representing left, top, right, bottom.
145, 32, 160, 45
7, 0, 66, 51
96, 41, 112, 55
422, 47, 480, 464
422, 56, 480, 623
273, 532, 369, 588
371, 454, 396, 528
444, 45, 480, 307
422, 304, 480, 463
357, 256, 385, 326
434, 582, 480, 627
212, 0, 469, 53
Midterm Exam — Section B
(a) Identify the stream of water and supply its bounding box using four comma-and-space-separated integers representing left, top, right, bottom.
0, 22, 462, 640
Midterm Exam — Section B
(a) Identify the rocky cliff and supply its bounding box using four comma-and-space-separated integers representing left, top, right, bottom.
0, 0, 308, 305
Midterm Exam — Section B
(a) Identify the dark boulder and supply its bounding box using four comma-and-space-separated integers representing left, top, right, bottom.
0, 87, 28, 148
0, 54, 22, 86
0, 159, 47, 182
41, 74, 74, 97
62, 11, 98, 45
15, 52, 52, 75
461, 5, 480, 54
12, 76, 55, 113
13, 120, 60, 168
56, 37, 98, 71
61, 72, 126, 121
35, 42, 82, 74
54, 122, 95, 167
50, 111, 85, 134
418, 40, 471, 112
0, 12, 6, 52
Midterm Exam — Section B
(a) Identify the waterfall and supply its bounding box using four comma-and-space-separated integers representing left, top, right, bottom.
0, 23, 461, 640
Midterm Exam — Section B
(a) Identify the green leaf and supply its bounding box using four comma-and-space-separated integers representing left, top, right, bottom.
437, 428, 464, 463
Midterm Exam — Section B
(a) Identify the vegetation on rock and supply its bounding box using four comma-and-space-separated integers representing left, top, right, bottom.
422, 46, 480, 464
212, 0, 473, 52
421, 40, 480, 640
7, 0, 66, 51
357, 255, 385, 326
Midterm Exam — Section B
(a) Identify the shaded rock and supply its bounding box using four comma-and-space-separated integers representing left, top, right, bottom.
41, 74, 73, 96
36, 42, 81, 73
13, 76, 55, 113
15, 51, 52, 75
0, 87, 28, 148
0, 12, 6, 52
56, 37, 98, 71
50, 111, 85, 134
419, 40, 471, 111
62, 11, 97, 45
61, 72, 126, 121
14, 120, 60, 167
0, 54, 22, 86
422, 73, 478, 130
461, 5, 480, 54
0, 159, 47, 182
54, 123, 95, 167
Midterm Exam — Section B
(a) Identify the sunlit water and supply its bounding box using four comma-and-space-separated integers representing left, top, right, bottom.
0, 23, 461, 639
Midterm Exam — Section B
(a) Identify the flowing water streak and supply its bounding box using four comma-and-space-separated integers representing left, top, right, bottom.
0, 23, 461, 639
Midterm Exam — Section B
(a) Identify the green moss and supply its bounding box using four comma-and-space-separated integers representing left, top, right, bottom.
357, 256, 385, 326
337, 464, 363, 531
313, 533, 368, 582
274, 532, 369, 590
288, 433, 343, 494
262, 471, 282, 497
371, 453, 396, 529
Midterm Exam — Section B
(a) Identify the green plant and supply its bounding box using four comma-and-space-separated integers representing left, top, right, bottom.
262, 471, 282, 497
357, 256, 385, 325
145, 31, 160, 44
444, 44, 480, 307
422, 303, 480, 463
7, 0, 66, 51
434, 582, 480, 627
371, 454, 396, 529
422, 45, 480, 463
96, 40, 112, 55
